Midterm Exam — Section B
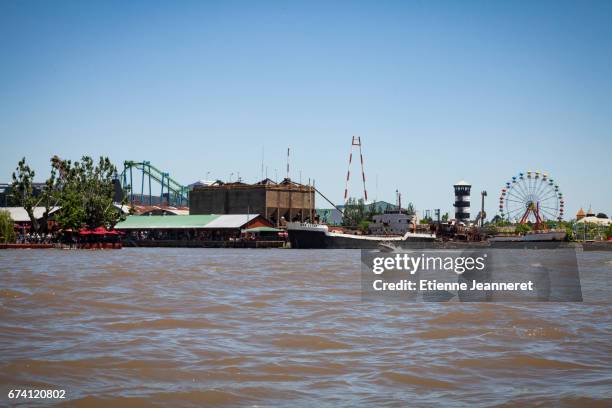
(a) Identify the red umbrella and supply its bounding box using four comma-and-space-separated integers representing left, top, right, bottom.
79, 227, 121, 235
91, 227, 108, 235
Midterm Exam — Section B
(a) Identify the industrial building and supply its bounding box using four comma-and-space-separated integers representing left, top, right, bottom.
189, 178, 315, 227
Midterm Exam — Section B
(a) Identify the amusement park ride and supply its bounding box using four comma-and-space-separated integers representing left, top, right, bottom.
120, 161, 189, 207
499, 171, 564, 230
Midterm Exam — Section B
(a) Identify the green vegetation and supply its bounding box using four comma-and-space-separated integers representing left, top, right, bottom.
11, 158, 45, 234
10, 156, 126, 232
482, 224, 498, 236
420, 217, 432, 224
0, 210, 16, 243
558, 220, 576, 241
53, 156, 126, 229
342, 198, 416, 230
358, 220, 371, 234
342, 197, 368, 228
514, 223, 531, 235
490, 214, 512, 227
404, 202, 415, 217
606, 225, 612, 239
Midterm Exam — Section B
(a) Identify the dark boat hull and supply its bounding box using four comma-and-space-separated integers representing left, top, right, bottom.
288, 229, 435, 249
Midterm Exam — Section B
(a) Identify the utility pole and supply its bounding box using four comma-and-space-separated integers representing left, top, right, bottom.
480, 191, 487, 227
286, 147, 290, 180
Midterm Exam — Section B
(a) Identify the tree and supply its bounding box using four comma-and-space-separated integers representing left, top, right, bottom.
441, 212, 449, 222
342, 197, 367, 227
53, 156, 126, 229
491, 214, 511, 227
405, 202, 415, 216
606, 224, 612, 240
358, 219, 371, 233
420, 216, 432, 225
38, 165, 59, 234
482, 224, 498, 236
11, 158, 40, 234
10, 157, 60, 235
0, 210, 16, 243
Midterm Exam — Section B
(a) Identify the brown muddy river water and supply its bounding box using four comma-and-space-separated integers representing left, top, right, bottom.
0, 248, 610, 407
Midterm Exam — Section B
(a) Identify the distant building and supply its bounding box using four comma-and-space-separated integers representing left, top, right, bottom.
189, 178, 315, 227
3, 207, 61, 223
0, 183, 47, 207
575, 206, 611, 226
316, 208, 343, 225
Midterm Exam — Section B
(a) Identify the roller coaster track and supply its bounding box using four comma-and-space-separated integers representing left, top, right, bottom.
120, 161, 189, 207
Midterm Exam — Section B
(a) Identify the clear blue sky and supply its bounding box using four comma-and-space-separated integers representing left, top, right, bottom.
1, 0, 611, 219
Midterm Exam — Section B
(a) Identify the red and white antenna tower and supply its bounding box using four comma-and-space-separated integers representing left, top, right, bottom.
344, 136, 368, 203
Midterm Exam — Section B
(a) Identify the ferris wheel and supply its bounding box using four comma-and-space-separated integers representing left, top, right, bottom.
499, 171, 564, 225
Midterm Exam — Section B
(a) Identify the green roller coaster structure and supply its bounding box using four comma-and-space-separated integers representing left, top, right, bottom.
120, 161, 189, 207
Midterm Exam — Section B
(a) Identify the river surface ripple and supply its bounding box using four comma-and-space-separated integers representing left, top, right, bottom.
0, 248, 610, 407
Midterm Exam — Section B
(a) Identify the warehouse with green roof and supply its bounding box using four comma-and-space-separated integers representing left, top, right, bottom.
115, 214, 282, 247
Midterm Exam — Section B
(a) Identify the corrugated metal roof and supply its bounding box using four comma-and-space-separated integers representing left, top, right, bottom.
139, 208, 190, 216
114, 214, 261, 229
115, 215, 219, 229
2, 207, 60, 222
242, 226, 282, 233
205, 214, 260, 229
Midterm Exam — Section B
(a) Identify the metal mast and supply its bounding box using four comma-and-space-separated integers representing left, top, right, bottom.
343, 136, 368, 204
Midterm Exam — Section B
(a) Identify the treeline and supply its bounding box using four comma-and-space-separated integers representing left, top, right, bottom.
9, 156, 126, 234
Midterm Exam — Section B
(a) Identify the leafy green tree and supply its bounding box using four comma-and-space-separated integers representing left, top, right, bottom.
441, 212, 449, 222
367, 203, 382, 218
358, 220, 370, 233
405, 202, 415, 216
0, 210, 16, 243
342, 197, 367, 227
54, 189, 86, 231
11, 158, 39, 233
491, 214, 511, 227
420, 216, 432, 225
10, 157, 60, 234
606, 224, 612, 239
482, 224, 498, 236
53, 156, 126, 229
38, 166, 59, 234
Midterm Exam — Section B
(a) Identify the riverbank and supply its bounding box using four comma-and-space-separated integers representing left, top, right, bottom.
1, 240, 611, 250
0, 243, 55, 249
0, 243, 122, 250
